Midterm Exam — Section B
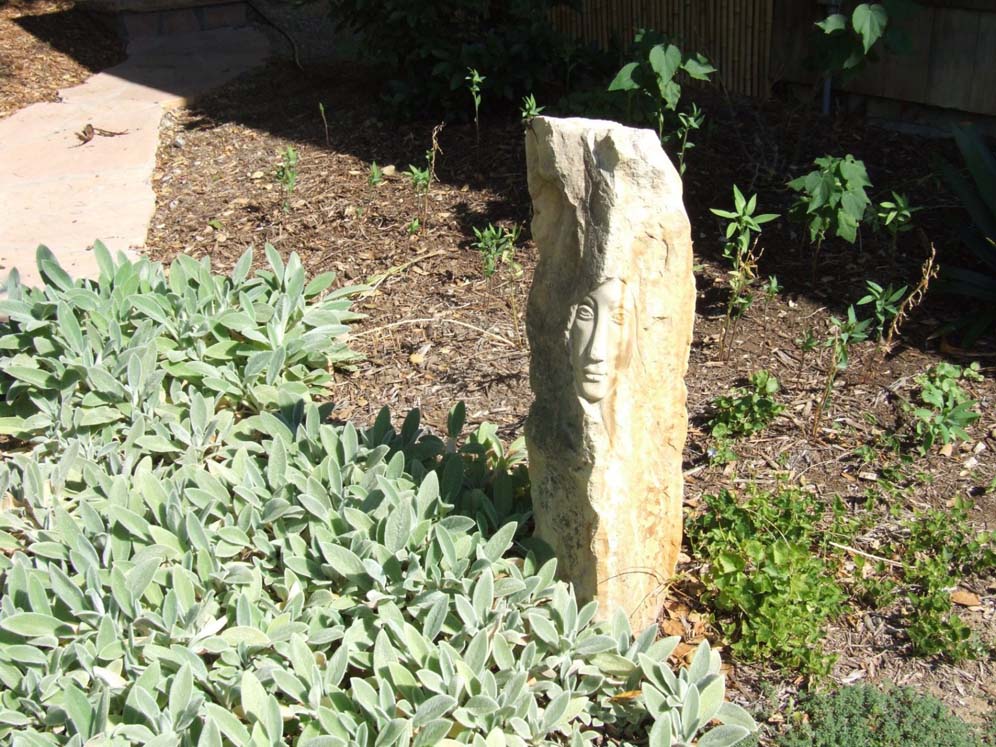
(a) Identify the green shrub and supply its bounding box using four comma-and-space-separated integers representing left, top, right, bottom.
607, 29, 714, 173
0, 250, 758, 746
788, 154, 872, 249
687, 487, 848, 675
895, 497, 995, 660
777, 684, 987, 747
328, 0, 574, 117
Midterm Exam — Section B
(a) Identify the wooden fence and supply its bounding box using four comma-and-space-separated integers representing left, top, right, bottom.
550, 0, 775, 99
550, 0, 996, 116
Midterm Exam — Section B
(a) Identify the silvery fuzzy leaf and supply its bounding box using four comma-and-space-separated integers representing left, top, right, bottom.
696, 725, 751, 747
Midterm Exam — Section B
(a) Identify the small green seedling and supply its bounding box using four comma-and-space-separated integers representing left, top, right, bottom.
276, 145, 299, 209
709, 370, 784, 440
710, 185, 779, 357
520, 93, 544, 122
813, 305, 872, 436
472, 223, 521, 279
876, 191, 917, 253
466, 67, 485, 141
857, 279, 907, 341
369, 161, 384, 186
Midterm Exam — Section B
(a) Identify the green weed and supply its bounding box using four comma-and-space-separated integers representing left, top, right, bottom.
906, 362, 982, 454
688, 485, 853, 676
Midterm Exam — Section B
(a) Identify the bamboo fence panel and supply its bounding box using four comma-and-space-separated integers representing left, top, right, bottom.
551, 0, 775, 98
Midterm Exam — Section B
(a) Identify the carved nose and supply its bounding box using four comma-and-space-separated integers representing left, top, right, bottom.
588, 317, 609, 363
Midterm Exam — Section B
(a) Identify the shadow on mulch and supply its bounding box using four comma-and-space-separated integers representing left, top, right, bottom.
13, 5, 123, 72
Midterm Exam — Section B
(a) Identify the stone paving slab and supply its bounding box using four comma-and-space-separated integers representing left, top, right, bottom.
0, 26, 269, 293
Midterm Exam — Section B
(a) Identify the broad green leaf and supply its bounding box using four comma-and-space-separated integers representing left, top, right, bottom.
62, 682, 94, 739
204, 704, 251, 746
816, 12, 847, 33
241, 670, 267, 722
697, 725, 751, 747
607, 62, 640, 92
220, 626, 271, 647
853, 3, 888, 52
0, 612, 72, 637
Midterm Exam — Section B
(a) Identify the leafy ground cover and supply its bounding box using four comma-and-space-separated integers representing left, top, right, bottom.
2, 3, 995, 743
0, 249, 758, 746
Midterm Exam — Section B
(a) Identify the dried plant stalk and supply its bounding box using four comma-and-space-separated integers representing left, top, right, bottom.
883, 237, 938, 352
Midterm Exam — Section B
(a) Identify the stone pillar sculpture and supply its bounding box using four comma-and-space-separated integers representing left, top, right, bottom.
524, 116, 695, 630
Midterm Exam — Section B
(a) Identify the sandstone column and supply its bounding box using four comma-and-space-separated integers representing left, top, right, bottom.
524, 116, 695, 631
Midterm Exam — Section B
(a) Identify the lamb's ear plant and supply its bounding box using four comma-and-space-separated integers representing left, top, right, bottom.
0, 247, 759, 747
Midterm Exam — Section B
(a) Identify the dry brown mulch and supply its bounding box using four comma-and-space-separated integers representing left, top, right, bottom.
0, 0, 124, 120
147, 61, 996, 729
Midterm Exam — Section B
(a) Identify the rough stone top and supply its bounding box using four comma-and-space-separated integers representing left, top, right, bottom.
526, 116, 682, 202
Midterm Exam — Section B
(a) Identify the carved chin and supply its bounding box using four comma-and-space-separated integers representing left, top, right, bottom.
576, 376, 609, 404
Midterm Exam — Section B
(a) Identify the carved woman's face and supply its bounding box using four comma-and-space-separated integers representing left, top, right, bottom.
569, 278, 630, 404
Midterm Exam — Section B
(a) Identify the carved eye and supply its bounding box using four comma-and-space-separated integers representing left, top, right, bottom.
575, 303, 595, 322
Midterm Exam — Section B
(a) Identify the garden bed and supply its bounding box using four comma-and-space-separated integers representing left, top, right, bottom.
141, 59, 996, 734
1, 4, 994, 735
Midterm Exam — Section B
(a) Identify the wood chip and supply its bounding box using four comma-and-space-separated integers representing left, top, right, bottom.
950, 589, 981, 607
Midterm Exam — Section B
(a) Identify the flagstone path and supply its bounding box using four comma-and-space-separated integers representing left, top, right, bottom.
0, 25, 269, 291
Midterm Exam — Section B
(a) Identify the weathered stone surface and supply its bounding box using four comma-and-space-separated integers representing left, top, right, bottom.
525, 116, 695, 630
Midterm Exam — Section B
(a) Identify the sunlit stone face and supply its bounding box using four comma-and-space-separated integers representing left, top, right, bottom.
569, 278, 629, 404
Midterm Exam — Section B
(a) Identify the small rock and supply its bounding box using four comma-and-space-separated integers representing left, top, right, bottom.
250, 170, 264, 179
975, 441, 988, 454
858, 471, 878, 481
940, 443, 954, 457
381, 165, 397, 177
172, 135, 185, 148
963, 456, 979, 470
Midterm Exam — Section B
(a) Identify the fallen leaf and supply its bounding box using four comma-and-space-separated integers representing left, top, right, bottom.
951, 589, 980, 607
